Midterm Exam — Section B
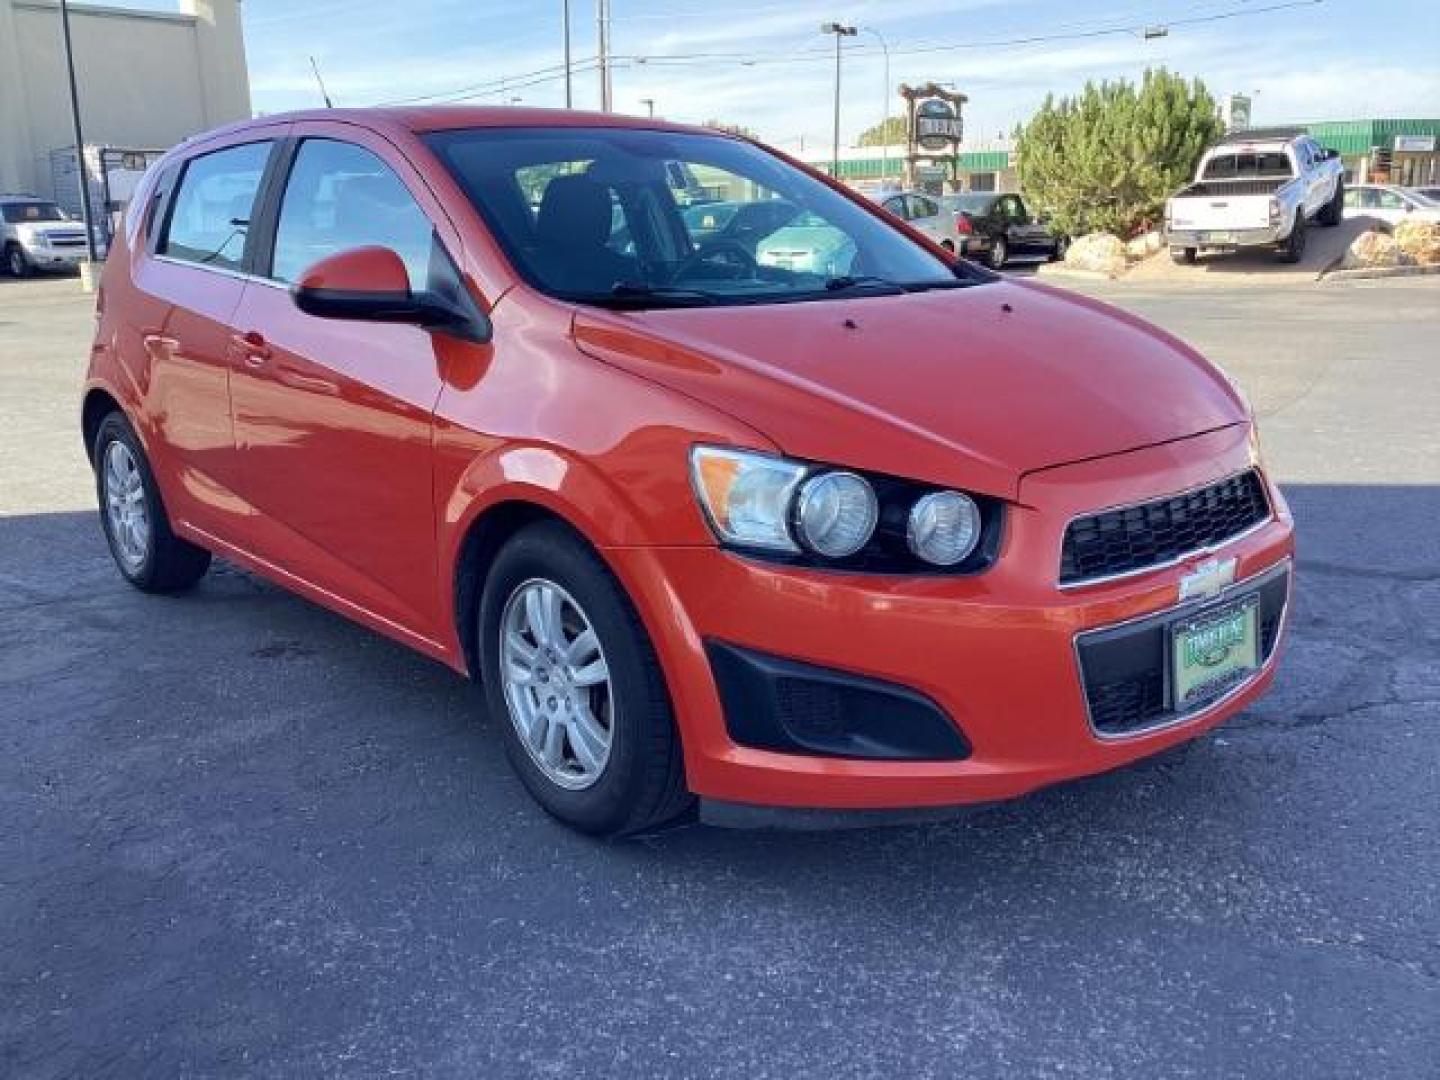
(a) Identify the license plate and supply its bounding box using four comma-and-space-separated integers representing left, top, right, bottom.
1203, 231, 1238, 244
1171, 595, 1260, 711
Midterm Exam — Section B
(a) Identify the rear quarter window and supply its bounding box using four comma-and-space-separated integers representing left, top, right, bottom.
159, 141, 273, 271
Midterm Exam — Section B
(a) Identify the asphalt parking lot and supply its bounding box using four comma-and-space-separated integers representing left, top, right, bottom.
2, 272, 1438, 1078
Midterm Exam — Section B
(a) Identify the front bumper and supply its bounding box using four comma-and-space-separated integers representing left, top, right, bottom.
24, 245, 87, 268
606, 425, 1294, 810
1165, 225, 1286, 249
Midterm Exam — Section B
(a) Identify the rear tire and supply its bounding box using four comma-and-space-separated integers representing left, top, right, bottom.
1171, 247, 1198, 265
478, 520, 692, 837
5, 243, 31, 278
93, 411, 211, 593
1318, 180, 1344, 227
988, 236, 1008, 269
1277, 213, 1308, 263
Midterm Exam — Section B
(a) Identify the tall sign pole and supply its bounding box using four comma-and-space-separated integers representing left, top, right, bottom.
58, 0, 99, 270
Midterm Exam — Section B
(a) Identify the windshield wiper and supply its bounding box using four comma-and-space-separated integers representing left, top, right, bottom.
822, 274, 905, 294
600, 282, 723, 308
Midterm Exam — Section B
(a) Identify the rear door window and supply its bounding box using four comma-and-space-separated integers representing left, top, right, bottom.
159, 141, 273, 271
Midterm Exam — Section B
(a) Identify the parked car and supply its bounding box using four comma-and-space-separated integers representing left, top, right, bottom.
940, 192, 1068, 268
871, 190, 969, 253
1410, 186, 1440, 204
1, 194, 91, 276
84, 108, 1293, 835
1164, 128, 1344, 264
1342, 183, 1440, 226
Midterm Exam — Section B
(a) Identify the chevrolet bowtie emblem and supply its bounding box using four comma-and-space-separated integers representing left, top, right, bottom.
1179, 557, 1236, 602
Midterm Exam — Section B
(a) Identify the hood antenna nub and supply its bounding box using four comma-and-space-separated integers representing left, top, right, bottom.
1000, 301, 1013, 314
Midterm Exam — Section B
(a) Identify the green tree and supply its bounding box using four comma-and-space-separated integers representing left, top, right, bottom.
858, 116, 907, 147
1015, 68, 1222, 238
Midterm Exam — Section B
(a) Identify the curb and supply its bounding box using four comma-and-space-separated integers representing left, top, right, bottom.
1034, 264, 1126, 282
1320, 263, 1440, 282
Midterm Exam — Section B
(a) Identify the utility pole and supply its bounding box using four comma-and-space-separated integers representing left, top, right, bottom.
821, 22, 856, 179
58, 0, 99, 280
860, 27, 890, 184
640, 97, 655, 118
563, 0, 572, 108
597, 0, 613, 112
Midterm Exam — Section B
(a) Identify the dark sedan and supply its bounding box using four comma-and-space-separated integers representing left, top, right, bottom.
940, 192, 1068, 269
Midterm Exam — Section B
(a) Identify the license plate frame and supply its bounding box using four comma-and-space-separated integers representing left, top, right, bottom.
1203, 231, 1239, 245
1170, 593, 1261, 713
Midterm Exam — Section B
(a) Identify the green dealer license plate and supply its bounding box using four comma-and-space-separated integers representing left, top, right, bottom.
1171, 595, 1260, 711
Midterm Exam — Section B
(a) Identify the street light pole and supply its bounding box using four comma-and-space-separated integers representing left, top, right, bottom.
821, 22, 856, 180
860, 26, 890, 184
640, 97, 655, 118
58, 0, 99, 273
563, 0, 573, 108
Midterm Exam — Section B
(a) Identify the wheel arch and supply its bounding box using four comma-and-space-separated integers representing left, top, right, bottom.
81, 385, 125, 464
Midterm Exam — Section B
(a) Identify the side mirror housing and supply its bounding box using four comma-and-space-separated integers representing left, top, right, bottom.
292, 246, 490, 343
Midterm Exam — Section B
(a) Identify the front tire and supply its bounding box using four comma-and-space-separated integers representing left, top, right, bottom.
478, 521, 691, 836
1318, 180, 1344, 227
1049, 235, 1069, 262
93, 412, 211, 592
5, 244, 31, 278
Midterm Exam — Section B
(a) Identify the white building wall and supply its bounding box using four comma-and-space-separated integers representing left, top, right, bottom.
0, 0, 250, 196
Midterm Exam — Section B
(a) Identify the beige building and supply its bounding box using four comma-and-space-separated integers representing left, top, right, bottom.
0, 0, 250, 198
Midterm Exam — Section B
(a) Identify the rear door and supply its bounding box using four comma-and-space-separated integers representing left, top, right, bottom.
129, 133, 283, 541
226, 124, 465, 638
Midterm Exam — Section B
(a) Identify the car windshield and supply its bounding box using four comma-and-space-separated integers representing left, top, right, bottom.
2, 202, 68, 223
1408, 189, 1440, 207
425, 126, 980, 307
1201, 151, 1293, 180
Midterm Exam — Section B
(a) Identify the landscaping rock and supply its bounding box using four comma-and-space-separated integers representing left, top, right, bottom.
1341, 230, 1401, 269
1125, 231, 1164, 259
1394, 218, 1440, 266
1065, 232, 1130, 277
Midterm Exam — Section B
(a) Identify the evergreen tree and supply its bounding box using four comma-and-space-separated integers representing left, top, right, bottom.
1016, 69, 1222, 237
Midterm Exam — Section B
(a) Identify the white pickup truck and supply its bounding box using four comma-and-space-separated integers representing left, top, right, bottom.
1164, 128, 1345, 264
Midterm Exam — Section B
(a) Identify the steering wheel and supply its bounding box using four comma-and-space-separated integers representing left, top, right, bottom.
671, 239, 758, 283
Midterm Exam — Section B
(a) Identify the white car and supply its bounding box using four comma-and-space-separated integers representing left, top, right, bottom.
1164, 128, 1344, 264
1342, 184, 1440, 226
869, 190, 969, 253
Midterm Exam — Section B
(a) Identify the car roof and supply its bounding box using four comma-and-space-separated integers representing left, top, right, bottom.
186, 106, 725, 147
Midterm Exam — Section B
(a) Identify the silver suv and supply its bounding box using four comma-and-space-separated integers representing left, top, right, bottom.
1, 195, 91, 276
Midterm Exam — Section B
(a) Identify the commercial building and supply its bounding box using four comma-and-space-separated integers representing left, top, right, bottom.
0, 0, 250, 208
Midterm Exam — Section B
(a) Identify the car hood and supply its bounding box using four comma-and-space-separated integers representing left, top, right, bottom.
571, 279, 1247, 500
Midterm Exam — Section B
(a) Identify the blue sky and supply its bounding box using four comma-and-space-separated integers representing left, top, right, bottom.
119, 0, 1440, 152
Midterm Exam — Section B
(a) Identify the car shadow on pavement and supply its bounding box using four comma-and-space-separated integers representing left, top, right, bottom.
3, 484, 1437, 1075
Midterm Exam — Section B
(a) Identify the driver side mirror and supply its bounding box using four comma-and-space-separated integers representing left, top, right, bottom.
292, 246, 490, 343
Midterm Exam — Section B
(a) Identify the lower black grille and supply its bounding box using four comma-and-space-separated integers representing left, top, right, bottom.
1077, 564, 1289, 736
1061, 470, 1271, 586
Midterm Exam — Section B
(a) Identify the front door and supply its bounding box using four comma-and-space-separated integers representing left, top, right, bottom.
227, 131, 460, 638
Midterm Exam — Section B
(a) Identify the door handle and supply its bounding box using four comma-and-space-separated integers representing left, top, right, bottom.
230, 330, 272, 366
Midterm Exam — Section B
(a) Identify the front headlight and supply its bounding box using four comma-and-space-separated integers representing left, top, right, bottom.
795, 471, 878, 557
690, 445, 1000, 573
907, 491, 981, 566
689, 446, 805, 552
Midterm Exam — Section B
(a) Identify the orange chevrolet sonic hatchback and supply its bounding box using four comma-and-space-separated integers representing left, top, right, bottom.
84, 108, 1294, 834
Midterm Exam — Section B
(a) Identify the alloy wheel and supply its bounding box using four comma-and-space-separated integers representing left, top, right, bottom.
499, 578, 614, 791
103, 440, 150, 572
